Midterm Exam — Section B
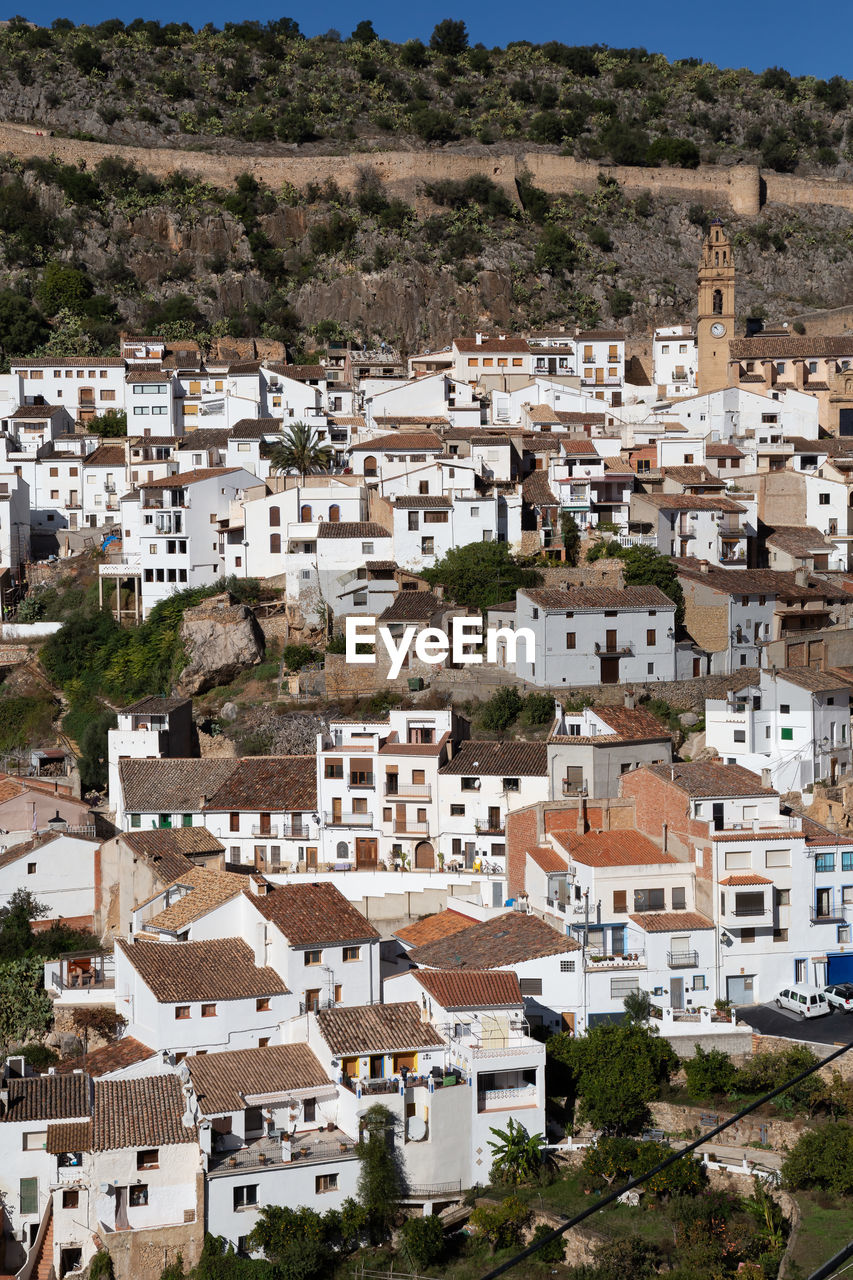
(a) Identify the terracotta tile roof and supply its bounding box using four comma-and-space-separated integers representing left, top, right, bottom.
378, 591, 445, 623
395, 909, 478, 947
120, 758, 239, 813
525, 404, 562, 423
140, 865, 246, 932
470, 433, 513, 446
522, 585, 675, 611
439, 740, 547, 777
629, 911, 714, 932
122, 826, 224, 867
140, 468, 241, 488
593, 706, 673, 741
393, 495, 453, 509
718, 873, 773, 886
246, 881, 379, 946
1, 1074, 90, 1123
11, 404, 64, 418
765, 526, 838, 556
577, 329, 625, 341
45, 1119, 92, 1153
802, 817, 853, 847
636, 494, 745, 513
729, 336, 853, 359
272, 364, 325, 381
557, 412, 607, 426
673, 560, 847, 602
366, 560, 397, 572
317, 1001, 445, 1055
522, 471, 558, 505
521, 434, 564, 452
126, 367, 173, 382
553, 829, 677, 868
116, 937, 288, 1002
230, 417, 280, 437
93, 1076, 197, 1150
186, 1043, 330, 1113
316, 521, 391, 539
203, 756, 316, 812
85, 444, 126, 467
642, 761, 776, 798
351, 431, 443, 453
409, 912, 578, 970
526, 846, 568, 873
662, 465, 724, 487
329, 415, 366, 427
55, 1037, 156, 1078
121, 695, 190, 715
775, 666, 853, 693
408, 969, 523, 1008
13, 357, 125, 368
455, 336, 531, 353
705, 443, 745, 458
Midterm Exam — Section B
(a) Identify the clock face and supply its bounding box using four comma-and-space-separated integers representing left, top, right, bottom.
710, 322, 727, 337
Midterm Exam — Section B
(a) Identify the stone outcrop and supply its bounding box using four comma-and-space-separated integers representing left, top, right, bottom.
175, 593, 265, 696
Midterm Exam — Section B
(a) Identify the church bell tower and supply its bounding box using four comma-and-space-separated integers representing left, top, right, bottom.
697, 219, 735, 394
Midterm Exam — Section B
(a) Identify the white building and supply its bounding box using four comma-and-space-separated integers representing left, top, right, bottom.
705, 667, 853, 793
629, 493, 756, 567
0, 829, 101, 931
437, 741, 549, 873
514, 586, 678, 688
652, 326, 697, 398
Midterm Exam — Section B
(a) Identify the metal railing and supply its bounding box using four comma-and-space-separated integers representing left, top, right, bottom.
810, 904, 847, 924
667, 950, 699, 968
210, 1137, 357, 1172
252, 824, 279, 838
594, 640, 634, 656
393, 821, 430, 836
385, 783, 432, 800
478, 1085, 538, 1110
323, 810, 374, 826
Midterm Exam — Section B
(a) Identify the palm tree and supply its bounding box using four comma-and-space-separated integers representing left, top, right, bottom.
268, 420, 333, 480
487, 1118, 548, 1185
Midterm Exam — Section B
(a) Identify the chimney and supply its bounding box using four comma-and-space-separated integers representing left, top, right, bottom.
662, 822, 668, 854
251, 875, 269, 897
795, 567, 808, 587
623, 690, 635, 711
670, 765, 676, 782
576, 795, 586, 836
699, 560, 710, 574
761, 768, 772, 788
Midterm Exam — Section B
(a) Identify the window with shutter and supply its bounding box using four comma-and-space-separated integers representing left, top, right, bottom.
20, 1178, 38, 1215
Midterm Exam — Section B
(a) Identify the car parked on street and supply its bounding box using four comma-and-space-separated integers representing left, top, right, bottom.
775, 984, 830, 1018
823, 982, 853, 1013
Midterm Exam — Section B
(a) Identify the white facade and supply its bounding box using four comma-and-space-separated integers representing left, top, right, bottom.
653, 326, 697, 397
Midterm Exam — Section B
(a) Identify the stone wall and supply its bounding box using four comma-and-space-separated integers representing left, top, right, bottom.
101, 1178, 205, 1280
649, 1099, 807, 1153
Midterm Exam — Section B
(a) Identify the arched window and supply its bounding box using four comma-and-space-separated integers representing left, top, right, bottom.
329, 504, 340, 523
300, 504, 312, 522
364, 456, 377, 476
336, 840, 348, 860
269, 505, 280, 527
270, 533, 281, 554
712, 289, 723, 315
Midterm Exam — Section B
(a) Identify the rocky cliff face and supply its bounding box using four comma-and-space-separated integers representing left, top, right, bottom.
175, 594, 266, 696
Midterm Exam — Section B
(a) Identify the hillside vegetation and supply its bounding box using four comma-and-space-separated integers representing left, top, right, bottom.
0, 24, 852, 351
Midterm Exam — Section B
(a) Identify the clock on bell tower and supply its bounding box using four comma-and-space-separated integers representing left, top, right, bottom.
697, 219, 735, 394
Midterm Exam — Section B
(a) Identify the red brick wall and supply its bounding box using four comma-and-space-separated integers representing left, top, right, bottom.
506, 798, 638, 897
618, 768, 714, 917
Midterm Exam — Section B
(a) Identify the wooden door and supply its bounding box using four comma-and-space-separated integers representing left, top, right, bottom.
414, 841, 435, 869
332, 797, 342, 823
355, 838, 378, 869
259, 812, 271, 835
561, 1012, 575, 1034
395, 802, 406, 832
305, 846, 318, 869
600, 656, 619, 684
605, 629, 617, 651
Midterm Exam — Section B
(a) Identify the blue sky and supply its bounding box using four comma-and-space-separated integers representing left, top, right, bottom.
13, 0, 852, 78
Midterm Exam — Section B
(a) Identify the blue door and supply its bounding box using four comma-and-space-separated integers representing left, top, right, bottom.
827, 953, 853, 983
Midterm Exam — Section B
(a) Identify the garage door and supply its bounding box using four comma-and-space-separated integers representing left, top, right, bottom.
727, 974, 755, 1004
827, 953, 853, 984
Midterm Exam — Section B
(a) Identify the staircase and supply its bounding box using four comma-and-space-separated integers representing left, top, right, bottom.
34, 1214, 53, 1280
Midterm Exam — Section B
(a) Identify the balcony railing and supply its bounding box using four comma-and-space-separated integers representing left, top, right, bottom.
594, 640, 634, 656
393, 821, 430, 836
810, 904, 847, 924
385, 783, 432, 800
209, 1134, 357, 1173
323, 810, 374, 826
585, 951, 645, 970
252, 824, 279, 838
349, 776, 375, 790
667, 950, 699, 968
478, 1084, 538, 1111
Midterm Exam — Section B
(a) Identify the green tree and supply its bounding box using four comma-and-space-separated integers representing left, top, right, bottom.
469, 1195, 530, 1254
548, 1022, 678, 1134
88, 410, 127, 437
36, 261, 94, 316
36, 308, 100, 357
0, 291, 49, 357
480, 686, 523, 731
619, 544, 685, 627
351, 19, 377, 42
430, 18, 468, 55
282, 643, 318, 672
684, 1045, 738, 1100
488, 1117, 547, 1185
530, 1223, 566, 1263
268, 422, 332, 481
622, 988, 652, 1024
0, 956, 53, 1053
87, 1250, 115, 1280
400, 1215, 444, 1269
356, 1104, 404, 1242
249, 1205, 329, 1279
560, 511, 581, 565
782, 1123, 853, 1195
422, 540, 542, 610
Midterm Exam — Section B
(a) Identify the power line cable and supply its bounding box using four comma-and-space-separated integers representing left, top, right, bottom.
807, 1240, 853, 1280
477, 1036, 853, 1280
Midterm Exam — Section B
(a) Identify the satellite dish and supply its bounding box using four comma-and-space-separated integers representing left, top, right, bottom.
407, 1115, 427, 1142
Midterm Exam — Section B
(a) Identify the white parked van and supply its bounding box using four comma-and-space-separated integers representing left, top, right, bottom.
775, 984, 830, 1019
